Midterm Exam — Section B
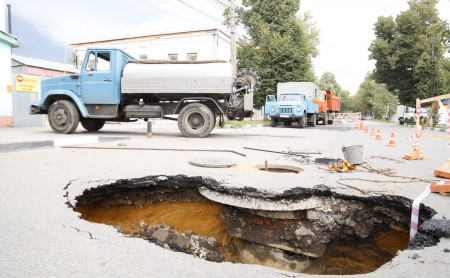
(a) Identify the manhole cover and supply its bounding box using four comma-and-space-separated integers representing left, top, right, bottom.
189, 158, 236, 168
255, 164, 303, 173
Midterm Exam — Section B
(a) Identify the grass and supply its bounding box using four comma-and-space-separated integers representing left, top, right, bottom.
216, 120, 270, 129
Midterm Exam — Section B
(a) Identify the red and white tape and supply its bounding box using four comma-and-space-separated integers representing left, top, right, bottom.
409, 184, 431, 241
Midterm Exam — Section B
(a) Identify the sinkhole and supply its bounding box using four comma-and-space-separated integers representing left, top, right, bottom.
72, 175, 436, 275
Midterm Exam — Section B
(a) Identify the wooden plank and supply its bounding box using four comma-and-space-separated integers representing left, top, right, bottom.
420, 93, 450, 104
430, 183, 450, 193
421, 101, 438, 131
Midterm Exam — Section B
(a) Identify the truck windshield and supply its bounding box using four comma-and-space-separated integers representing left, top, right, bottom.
279, 94, 302, 101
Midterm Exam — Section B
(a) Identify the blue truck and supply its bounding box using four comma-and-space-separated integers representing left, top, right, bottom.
30, 47, 260, 137
265, 82, 319, 128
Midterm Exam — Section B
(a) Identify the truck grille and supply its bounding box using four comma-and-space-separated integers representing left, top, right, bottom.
279, 106, 293, 114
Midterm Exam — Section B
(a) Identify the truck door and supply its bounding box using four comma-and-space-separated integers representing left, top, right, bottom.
80, 51, 117, 105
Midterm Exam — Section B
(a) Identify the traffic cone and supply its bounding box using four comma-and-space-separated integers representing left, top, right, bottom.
365, 126, 369, 134
375, 130, 382, 140
359, 120, 364, 130
387, 133, 397, 147
371, 128, 376, 136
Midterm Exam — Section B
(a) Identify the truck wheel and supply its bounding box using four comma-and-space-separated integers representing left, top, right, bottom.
178, 103, 215, 138
308, 114, 316, 127
81, 119, 106, 131
298, 116, 305, 128
270, 118, 278, 127
324, 113, 328, 125
48, 100, 80, 134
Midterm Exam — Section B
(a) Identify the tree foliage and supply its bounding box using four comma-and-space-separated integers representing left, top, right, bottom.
235, 0, 319, 107
369, 0, 450, 107
353, 73, 398, 119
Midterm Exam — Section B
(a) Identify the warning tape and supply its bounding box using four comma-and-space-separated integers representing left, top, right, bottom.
409, 184, 431, 241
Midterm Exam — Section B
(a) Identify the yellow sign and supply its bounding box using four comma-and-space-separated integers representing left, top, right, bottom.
15, 74, 39, 93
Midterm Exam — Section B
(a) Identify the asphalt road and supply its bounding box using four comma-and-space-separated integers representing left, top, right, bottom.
0, 120, 449, 277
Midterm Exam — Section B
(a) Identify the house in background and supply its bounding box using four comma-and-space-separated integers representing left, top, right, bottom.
71, 17, 232, 62
0, 0, 20, 127
11, 55, 78, 127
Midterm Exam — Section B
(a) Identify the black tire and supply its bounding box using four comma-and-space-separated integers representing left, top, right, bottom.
81, 119, 106, 131
270, 118, 278, 127
324, 113, 329, 125
283, 120, 292, 127
177, 103, 215, 138
298, 115, 305, 128
308, 114, 316, 127
48, 100, 80, 134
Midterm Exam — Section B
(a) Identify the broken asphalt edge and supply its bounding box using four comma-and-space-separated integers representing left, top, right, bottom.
0, 136, 131, 153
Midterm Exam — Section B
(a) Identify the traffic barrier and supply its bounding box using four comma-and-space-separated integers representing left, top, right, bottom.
359, 120, 364, 130
409, 184, 431, 241
371, 128, 376, 136
387, 133, 397, 147
435, 110, 450, 178
364, 126, 369, 134
375, 130, 382, 140
405, 126, 428, 160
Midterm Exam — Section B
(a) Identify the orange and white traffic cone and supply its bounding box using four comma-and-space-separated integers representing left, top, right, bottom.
359, 120, 364, 130
365, 126, 369, 134
375, 130, 382, 140
371, 127, 376, 136
387, 133, 397, 147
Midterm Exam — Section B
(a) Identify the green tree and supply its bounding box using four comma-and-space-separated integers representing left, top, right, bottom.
369, 0, 450, 107
353, 73, 398, 119
235, 0, 319, 108
318, 72, 352, 112
339, 90, 352, 113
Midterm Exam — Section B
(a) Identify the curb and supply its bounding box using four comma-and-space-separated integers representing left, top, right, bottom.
403, 124, 447, 133
0, 136, 131, 153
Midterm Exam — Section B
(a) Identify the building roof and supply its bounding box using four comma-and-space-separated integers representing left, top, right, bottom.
0, 30, 19, 47
72, 16, 229, 45
12, 55, 78, 73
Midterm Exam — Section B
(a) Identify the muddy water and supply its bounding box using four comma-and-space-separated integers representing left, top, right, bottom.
75, 202, 410, 275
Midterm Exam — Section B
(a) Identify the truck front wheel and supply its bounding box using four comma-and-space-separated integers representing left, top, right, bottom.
178, 103, 215, 138
298, 115, 306, 128
81, 119, 106, 131
48, 100, 80, 134
270, 118, 278, 127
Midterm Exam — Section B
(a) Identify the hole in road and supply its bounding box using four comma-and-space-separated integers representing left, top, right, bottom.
73, 175, 435, 275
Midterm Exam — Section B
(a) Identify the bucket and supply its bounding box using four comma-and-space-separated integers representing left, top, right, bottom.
342, 145, 363, 164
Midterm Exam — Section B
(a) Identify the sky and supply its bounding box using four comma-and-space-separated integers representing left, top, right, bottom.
4, 0, 450, 95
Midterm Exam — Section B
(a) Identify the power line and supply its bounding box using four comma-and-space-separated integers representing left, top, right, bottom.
176, 0, 224, 24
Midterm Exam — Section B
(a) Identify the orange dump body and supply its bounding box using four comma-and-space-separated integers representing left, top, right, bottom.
319, 90, 340, 112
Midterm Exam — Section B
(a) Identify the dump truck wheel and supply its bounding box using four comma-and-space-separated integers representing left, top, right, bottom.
324, 113, 328, 125
308, 114, 316, 127
178, 103, 215, 138
298, 115, 306, 128
270, 118, 278, 127
48, 100, 80, 134
81, 119, 106, 131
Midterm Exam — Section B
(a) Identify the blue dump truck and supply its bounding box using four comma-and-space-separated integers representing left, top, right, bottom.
30, 47, 260, 138
265, 82, 319, 128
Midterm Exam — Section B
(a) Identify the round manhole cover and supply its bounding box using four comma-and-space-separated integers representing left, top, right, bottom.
255, 164, 303, 173
189, 158, 236, 168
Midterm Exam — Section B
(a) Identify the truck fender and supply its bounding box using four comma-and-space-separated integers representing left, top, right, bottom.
42, 90, 89, 117
174, 97, 224, 115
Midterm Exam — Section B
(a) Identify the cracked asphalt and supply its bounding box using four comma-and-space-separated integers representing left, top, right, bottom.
0, 120, 449, 277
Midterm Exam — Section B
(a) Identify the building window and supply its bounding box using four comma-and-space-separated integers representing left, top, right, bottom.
187, 53, 197, 61
168, 54, 178, 61
139, 54, 147, 60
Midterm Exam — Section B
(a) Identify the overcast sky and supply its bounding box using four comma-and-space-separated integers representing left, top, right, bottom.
5, 0, 450, 95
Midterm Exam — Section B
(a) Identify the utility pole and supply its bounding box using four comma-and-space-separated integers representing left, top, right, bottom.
230, 0, 237, 77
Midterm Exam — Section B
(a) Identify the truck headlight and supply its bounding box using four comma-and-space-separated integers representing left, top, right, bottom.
271, 108, 275, 112
297, 108, 301, 112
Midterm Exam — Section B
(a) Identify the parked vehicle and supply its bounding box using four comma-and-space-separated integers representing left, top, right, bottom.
264, 82, 319, 128
316, 90, 340, 125
30, 47, 260, 137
